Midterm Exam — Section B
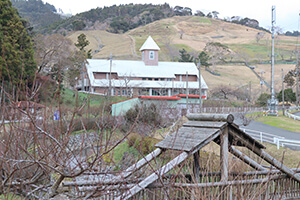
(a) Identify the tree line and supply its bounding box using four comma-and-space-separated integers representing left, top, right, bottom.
11, 0, 278, 35
11, 0, 62, 33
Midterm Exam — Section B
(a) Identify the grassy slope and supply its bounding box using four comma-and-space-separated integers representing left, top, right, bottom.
67, 16, 298, 61
66, 16, 298, 94
46, 88, 128, 109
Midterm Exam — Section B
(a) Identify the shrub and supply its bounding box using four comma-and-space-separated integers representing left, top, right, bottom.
124, 103, 162, 126
127, 132, 160, 155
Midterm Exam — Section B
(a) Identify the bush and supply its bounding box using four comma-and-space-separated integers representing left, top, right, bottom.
256, 93, 271, 107
124, 103, 162, 126
127, 132, 160, 155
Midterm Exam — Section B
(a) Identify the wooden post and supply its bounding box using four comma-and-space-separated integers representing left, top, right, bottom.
220, 127, 229, 182
193, 150, 200, 183
186, 71, 189, 113
229, 129, 300, 183
229, 146, 266, 171
198, 60, 202, 113
116, 152, 189, 200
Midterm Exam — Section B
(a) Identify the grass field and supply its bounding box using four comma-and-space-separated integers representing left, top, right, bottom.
45, 88, 128, 109
247, 112, 300, 133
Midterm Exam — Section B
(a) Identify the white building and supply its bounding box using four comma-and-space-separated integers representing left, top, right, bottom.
79, 36, 208, 97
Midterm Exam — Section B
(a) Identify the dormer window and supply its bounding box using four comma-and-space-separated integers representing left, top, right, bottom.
149, 51, 154, 60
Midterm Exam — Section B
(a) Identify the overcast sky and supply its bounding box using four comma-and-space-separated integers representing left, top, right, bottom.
44, 0, 300, 32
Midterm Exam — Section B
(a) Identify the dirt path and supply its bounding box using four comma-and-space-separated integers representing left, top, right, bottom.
127, 35, 137, 57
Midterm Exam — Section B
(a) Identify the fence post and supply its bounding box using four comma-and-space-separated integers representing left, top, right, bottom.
260, 132, 263, 143
274, 138, 280, 149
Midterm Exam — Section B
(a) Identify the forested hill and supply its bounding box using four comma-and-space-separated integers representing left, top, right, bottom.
11, 0, 63, 32
47, 3, 174, 34
11, 1, 271, 35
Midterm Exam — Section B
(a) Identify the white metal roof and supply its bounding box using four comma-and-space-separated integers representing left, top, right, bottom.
139, 36, 160, 51
86, 59, 208, 89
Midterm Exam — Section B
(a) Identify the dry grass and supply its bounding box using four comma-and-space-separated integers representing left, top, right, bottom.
264, 143, 300, 168
67, 30, 134, 59
202, 63, 296, 99
67, 16, 299, 61
67, 16, 298, 94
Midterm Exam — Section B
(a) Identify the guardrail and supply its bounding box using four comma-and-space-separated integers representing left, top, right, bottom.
274, 138, 300, 150
243, 128, 300, 150
243, 129, 284, 144
284, 107, 300, 121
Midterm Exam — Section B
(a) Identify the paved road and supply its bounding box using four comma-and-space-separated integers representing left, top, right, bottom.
232, 113, 300, 141
294, 111, 300, 117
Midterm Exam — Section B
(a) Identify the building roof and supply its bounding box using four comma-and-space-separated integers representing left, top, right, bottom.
86, 59, 208, 89
139, 36, 160, 51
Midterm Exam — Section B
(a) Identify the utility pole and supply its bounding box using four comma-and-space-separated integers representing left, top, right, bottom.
282, 69, 285, 114
109, 53, 112, 96
81, 62, 85, 91
296, 12, 300, 106
296, 44, 299, 106
186, 71, 189, 113
271, 5, 276, 101
260, 69, 264, 95
198, 61, 202, 113
249, 81, 251, 103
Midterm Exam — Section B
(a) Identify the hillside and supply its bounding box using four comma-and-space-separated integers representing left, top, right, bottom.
67, 16, 298, 100
11, 0, 63, 32
45, 3, 173, 34
68, 16, 298, 62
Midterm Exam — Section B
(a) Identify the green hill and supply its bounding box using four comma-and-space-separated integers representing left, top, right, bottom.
11, 0, 63, 33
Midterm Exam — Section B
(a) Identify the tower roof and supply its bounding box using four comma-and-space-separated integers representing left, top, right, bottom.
139, 36, 160, 51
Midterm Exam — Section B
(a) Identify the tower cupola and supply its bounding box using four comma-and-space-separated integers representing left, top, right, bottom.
139, 36, 160, 66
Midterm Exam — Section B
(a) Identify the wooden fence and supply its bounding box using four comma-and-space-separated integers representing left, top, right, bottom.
64, 170, 300, 199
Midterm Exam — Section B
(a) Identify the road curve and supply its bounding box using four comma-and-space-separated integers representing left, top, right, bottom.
232, 113, 300, 141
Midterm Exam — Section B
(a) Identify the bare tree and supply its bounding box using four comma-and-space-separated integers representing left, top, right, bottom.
256, 32, 265, 43
179, 29, 184, 39
211, 84, 248, 101
204, 42, 232, 71
0, 80, 135, 199
34, 34, 73, 74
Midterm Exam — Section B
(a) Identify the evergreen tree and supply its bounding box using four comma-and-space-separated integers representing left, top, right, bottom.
178, 48, 194, 62
196, 51, 211, 67
277, 88, 296, 103
256, 93, 271, 107
0, 0, 36, 85
75, 33, 92, 59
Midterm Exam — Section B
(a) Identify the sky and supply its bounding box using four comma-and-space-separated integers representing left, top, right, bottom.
44, 0, 300, 32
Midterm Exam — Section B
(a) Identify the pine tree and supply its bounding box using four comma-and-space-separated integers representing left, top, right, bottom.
178, 48, 194, 62
0, 0, 36, 85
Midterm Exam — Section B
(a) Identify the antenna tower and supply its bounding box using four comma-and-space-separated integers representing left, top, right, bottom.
267, 5, 279, 116
296, 12, 300, 106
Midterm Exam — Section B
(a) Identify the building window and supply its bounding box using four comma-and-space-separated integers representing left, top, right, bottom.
142, 51, 144, 60
139, 89, 149, 95
154, 78, 159, 81
149, 51, 154, 60
122, 90, 131, 96
161, 78, 165, 81
148, 78, 152, 81
167, 78, 172, 81
142, 78, 146, 80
